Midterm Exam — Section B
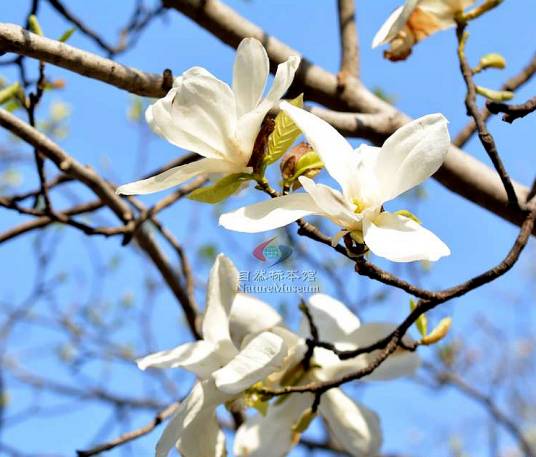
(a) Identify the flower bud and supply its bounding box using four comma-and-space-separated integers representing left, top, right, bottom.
280, 142, 323, 189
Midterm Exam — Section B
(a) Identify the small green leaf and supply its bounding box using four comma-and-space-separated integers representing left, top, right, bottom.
292, 407, 316, 434
188, 173, 251, 204
410, 298, 427, 338
473, 53, 506, 73
394, 209, 421, 225
28, 15, 44, 36
0, 82, 21, 105
58, 28, 76, 43
264, 94, 303, 166
476, 86, 514, 102
284, 149, 323, 185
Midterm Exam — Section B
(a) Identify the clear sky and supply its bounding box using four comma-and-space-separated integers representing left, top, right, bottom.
1, 1, 535, 456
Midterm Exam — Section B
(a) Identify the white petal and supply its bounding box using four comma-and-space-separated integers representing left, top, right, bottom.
299, 293, 361, 342
229, 293, 282, 348
281, 102, 355, 192
203, 254, 240, 359
234, 392, 314, 457
372, 0, 419, 47
363, 212, 450, 262
234, 55, 301, 161
347, 322, 421, 381
233, 38, 269, 117
145, 87, 227, 160
264, 56, 301, 105
375, 113, 450, 203
219, 193, 321, 233
170, 67, 239, 161
136, 340, 222, 379
319, 389, 382, 456
299, 176, 359, 229
212, 331, 287, 394
156, 380, 231, 457
116, 158, 243, 195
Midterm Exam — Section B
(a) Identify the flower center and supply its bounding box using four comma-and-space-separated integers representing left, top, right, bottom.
352, 198, 365, 214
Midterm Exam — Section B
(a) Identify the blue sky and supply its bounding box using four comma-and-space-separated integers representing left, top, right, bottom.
1, 1, 535, 456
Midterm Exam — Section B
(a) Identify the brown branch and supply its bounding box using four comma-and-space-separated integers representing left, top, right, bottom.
487, 95, 536, 123
453, 51, 536, 147
0, 108, 201, 339
336, 0, 359, 79
426, 363, 535, 457
456, 23, 519, 210
0, 200, 103, 243
0, 22, 533, 234
256, 190, 536, 394
76, 402, 180, 457
0, 23, 166, 97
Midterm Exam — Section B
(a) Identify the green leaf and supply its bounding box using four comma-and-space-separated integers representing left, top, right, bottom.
0, 82, 20, 105
264, 94, 303, 166
394, 209, 421, 225
58, 28, 76, 43
410, 298, 427, 338
28, 15, 44, 36
187, 173, 251, 204
473, 53, 506, 73
284, 149, 323, 184
476, 86, 514, 102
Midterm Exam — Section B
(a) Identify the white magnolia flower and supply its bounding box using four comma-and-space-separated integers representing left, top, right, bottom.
137, 254, 288, 457
372, 0, 476, 61
220, 103, 451, 263
234, 293, 421, 457
117, 38, 300, 195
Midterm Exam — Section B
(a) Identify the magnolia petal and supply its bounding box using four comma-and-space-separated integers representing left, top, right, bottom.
281, 102, 355, 192
375, 113, 450, 203
212, 331, 287, 394
234, 54, 301, 161
202, 254, 240, 359
233, 38, 269, 117
219, 193, 321, 233
156, 380, 231, 457
145, 88, 226, 160
234, 392, 314, 457
136, 340, 222, 379
116, 158, 242, 195
300, 293, 361, 342
319, 389, 382, 456
264, 56, 301, 105
363, 212, 450, 262
299, 176, 359, 229
229, 293, 282, 348
372, 0, 419, 47
171, 67, 238, 160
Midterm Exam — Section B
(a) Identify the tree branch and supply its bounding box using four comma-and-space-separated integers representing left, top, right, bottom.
336, 0, 359, 79
0, 20, 532, 235
0, 108, 201, 338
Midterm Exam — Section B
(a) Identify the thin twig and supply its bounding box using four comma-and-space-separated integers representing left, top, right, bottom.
455, 22, 519, 210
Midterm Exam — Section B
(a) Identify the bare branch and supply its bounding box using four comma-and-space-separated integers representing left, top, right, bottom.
453, 51, 536, 147
336, 0, 359, 79
487, 95, 536, 123
0, 107, 201, 338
